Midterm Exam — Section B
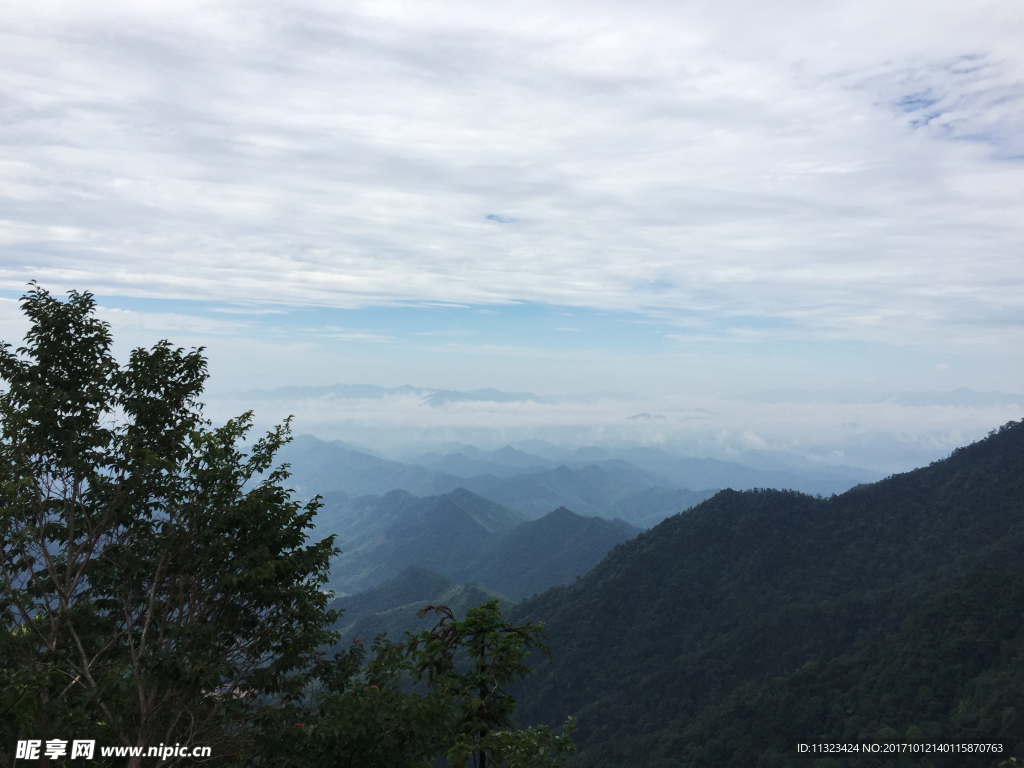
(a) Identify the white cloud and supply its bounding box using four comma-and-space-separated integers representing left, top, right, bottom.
317, 327, 394, 342
0, 0, 1020, 351
97, 306, 250, 336
203, 384, 1023, 473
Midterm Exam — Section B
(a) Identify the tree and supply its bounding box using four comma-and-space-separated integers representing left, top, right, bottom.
256, 600, 576, 768
0, 285, 338, 766
1, 284, 575, 767
415, 601, 577, 768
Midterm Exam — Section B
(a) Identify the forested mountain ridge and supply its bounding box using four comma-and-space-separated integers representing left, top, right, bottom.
323, 489, 640, 598
511, 420, 1024, 767
323, 488, 527, 595
326, 566, 510, 650
455, 507, 638, 600
599, 486, 718, 528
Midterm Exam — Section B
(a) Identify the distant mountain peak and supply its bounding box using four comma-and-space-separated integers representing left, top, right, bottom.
548, 506, 581, 519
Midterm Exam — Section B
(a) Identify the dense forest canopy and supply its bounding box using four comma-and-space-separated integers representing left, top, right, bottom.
511, 420, 1024, 767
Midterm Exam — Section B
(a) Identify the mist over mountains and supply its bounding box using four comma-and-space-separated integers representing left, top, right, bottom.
278, 433, 879, 507
236, 383, 1024, 412
263, 387, 1024, 764
215, 383, 1024, 475
233, 383, 557, 408
246, 382, 1024, 765
318, 488, 638, 600
279, 423, 884, 674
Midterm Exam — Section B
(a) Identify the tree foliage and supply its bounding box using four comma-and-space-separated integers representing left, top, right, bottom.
0, 285, 574, 768
257, 600, 575, 768
0, 285, 338, 766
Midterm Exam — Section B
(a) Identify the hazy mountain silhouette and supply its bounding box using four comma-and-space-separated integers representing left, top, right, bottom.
456, 507, 638, 600
320, 490, 639, 600
281, 434, 875, 502
321, 488, 527, 595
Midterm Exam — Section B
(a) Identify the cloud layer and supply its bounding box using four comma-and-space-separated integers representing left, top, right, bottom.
206, 383, 1024, 473
2, 0, 1023, 350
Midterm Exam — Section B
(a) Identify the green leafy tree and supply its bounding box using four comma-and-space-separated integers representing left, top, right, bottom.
256, 600, 575, 768
0, 285, 575, 768
409, 601, 575, 768
0, 285, 338, 766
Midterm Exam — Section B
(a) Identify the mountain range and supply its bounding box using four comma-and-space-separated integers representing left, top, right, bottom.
509, 420, 1024, 767
319, 488, 639, 599
279, 434, 877, 515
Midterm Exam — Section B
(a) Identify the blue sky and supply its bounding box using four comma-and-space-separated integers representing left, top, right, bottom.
1, 0, 1023, 469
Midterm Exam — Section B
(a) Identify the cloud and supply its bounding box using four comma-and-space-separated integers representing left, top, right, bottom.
0, 0, 1020, 352
210, 307, 288, 315
203, 382, 1024, 473
97, 306, 251, 336
316, 326, 394, 343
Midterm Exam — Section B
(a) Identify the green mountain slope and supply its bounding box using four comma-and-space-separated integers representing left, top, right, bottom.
511, 420, 1024, 767
677, 560, 1024, 766
444, 486, 531, 532
324, 489, 528, 595
314, 488, 423, 545
599, 486, 718, 528
329, 565, 457, 621
327, 566, 509, 648
325, 488, 639, 601
457, 508, 640, 600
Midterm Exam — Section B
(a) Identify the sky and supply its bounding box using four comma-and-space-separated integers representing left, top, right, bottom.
1, 1, 1023, 470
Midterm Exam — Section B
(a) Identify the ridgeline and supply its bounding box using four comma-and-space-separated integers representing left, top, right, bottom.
511, 420, 1024, 767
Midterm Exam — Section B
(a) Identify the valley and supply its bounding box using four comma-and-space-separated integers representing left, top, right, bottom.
300, 422, 1024, 766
